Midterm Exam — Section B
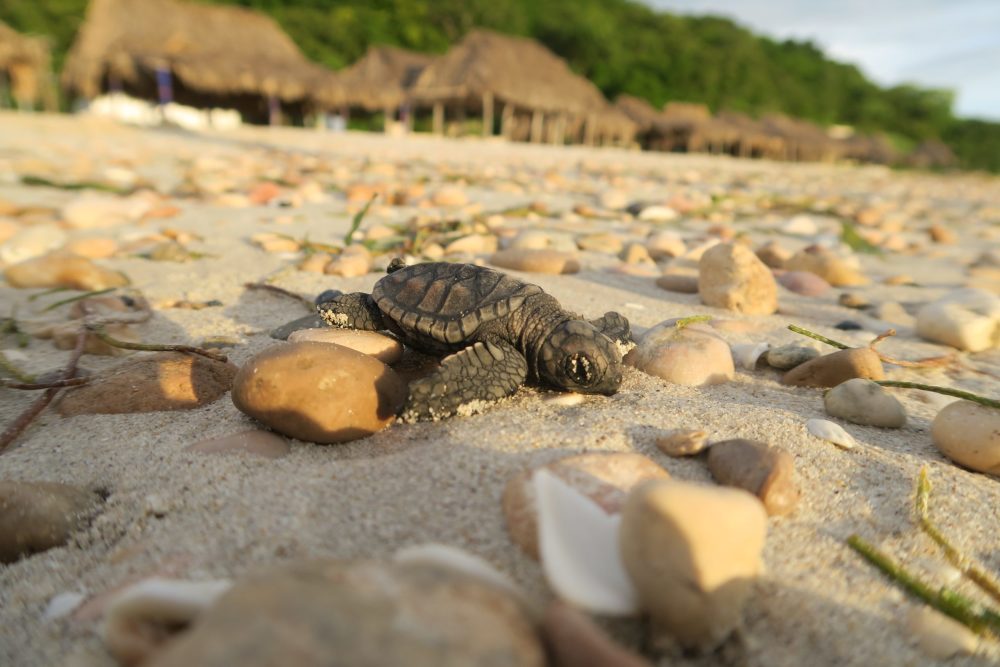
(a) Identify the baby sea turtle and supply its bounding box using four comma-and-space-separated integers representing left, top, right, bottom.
318, 260, 631, 421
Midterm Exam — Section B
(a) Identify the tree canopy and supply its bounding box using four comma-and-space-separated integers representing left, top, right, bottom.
2, 0, 998, 172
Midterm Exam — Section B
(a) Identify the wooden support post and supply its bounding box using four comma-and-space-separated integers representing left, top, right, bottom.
432, 102, 444, 135
554, 115, 566, 145
501, 104, 514, 139
584, 114, 596, 146
530, 109, 544, 144
482, 92, 494, 137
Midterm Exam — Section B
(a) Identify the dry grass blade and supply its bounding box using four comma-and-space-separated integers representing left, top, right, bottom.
244, 282, 314, 310
868, 329, 955, 368
87, 325, 228, 362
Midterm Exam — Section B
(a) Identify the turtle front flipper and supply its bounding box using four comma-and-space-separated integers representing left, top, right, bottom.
317, 292, 385, 331
401, 340, 528, 422
589, 311, 632, 346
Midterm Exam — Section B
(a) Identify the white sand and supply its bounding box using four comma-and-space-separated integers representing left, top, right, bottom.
0, 112, 999, 666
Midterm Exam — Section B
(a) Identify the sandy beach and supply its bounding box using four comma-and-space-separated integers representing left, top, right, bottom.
1, 111, 999, 666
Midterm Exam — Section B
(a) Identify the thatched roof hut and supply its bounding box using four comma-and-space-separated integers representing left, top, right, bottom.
315, 45, 432, 113
62, 0, 333, 120
907, 139, 957, 170
0, 21, 51, 107
839, 132, 898, 165
760, 114, 840, 162
716, 111, 785, 159
658, 102, 739, 154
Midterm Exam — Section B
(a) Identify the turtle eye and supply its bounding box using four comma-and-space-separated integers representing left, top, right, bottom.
564, 353, 595, 386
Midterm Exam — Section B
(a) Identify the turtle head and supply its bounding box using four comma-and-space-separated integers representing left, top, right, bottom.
538, 321, 622, 395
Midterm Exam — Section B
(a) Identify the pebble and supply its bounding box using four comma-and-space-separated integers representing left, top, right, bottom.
707, 439, 799, 515
620, 242, 652, 265
637, 205, 678, 222
598, 189, 629, 210
231, 341, 406, 443
655, 428, 709, 457
785, 246, 868, 286
58, 353, 237, 416
0, 218, 18, 244
0, 223, 67, 264
776, 270, 831, 297
490, 249, 581, 274
324, 252, 370, 277
873, 301, 915, 327
838, 292, 870, 309
541, 600, 653, 667
502, 452, 669, 559
931, 400, 1000, 474
145, 560, 544, 667
806, 418, 856, 450
915, 289, 999, 352
927, 224, 957, 245
297, 252, 331, 273
698, 243, 777, 315
655, 272, 699, 294
645, 231, 686, 259
269, 313, 327, 340
625, 321, 735, 386
731, 342, 770, 370
824, 379, 906, 428
577, 233, 623, 254
834, 320, 863, 331
755, 241, 790, 269
0, 481, 101, 563
445, 234, 497, 255
781, 215, 818, 236
61, 194, 151, 229
185, 430, 290, 459
287, 329, 403, 364
65, 237, 119, 260
618, 480, 767, 649
906, 606, 979, 660
4, 253, 129, 290
782, 348, 884, 387
764, 344, 819, 370
432, 185, 468, 207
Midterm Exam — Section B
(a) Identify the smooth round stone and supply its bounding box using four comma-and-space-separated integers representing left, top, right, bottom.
507, 230, 552, 250
764, 344, 819, 370
577, 233, 623, 254
707, 439, 799, 515
288, 329, 403, 364
324, 254, 370, 277
834, 321, 863, 331
655, 428, 709, 457
186, 430, 290, 459
598, 189, 629, 210
503, 452, 669, 559
65, 237, 119, 260
824, 379, 906, 428
231, 342, 406, 444
776, 270, 831, 297
698, 243, 777, 315
646, 231, 685, 260
637, 205, 679, 222
785, 246, 868, 286
61, 194, 151, 229
620, 242, 652, 265
58, 353, 237, 416
931, 401, 1000, 474
4, 253, 129, 290
0, 223, 67, 264
444, 234, 497, 255
490, 249, 580, 275
838, 292, 870, 309
146, 560, 544, 667
299, 252, 331, 273
873, 302, 915, 327
916, 289, 1000, 352
431, 186, 469, 207
625, 322, 734, 386
655, 273, 699, 294
907, 606, 979, 660
782, 348, 884, 388
927, 224, 957, 245
618, 480, 767, 649
0, 481, 101, 563
755, 241, 790, 269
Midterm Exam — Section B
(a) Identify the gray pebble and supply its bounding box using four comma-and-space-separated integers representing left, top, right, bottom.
764, 344, 820, 370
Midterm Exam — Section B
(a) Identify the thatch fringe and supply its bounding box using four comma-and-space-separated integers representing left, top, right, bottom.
0, 20, 51, 106
314, 45, 432, 112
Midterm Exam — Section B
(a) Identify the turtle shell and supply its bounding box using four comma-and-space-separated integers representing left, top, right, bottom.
372, 262, 542, 344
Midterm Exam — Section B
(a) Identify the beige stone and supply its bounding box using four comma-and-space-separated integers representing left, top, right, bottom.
186, 430, 290, 460
231, 342, 406, 444
782, 348, 884, 388
503, 452, 668, 559
432, 186, 468, 207
707, 439, 799, 515
698, 243, 777, 315
490, 249, 580, 275
287, 329, 403, 364
324, 253, 370, 277
785, 246, 868, 286
4, 253, 129, 290
65, 237, 119, 259
0, 481, 101, 563
618, 480, 767, 649
625, 322, 734, 386
931, 400, 1000, 475
541, 600, 652, 667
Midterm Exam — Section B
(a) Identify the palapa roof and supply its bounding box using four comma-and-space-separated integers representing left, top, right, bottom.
907, 139, 957, 169
409, 29, 609, 115
0, 20, 49, 73
315, 45, 433, 111
615, 95, 666, 133
62, 0, 334, 102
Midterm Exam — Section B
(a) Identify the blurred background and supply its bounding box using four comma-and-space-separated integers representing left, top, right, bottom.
1, 0, 997, 172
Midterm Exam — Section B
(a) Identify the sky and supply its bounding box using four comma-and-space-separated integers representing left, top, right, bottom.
646, 0, 1000, 120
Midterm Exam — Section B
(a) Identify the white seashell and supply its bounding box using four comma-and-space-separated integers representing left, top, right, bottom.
907, 606, 979, 659
102, 577, 232, 663
533, 469, 639, 616
394, 543, 524, 600
730, 342, 770, 370
43, 591, 86, 620
806, 418, 856, 450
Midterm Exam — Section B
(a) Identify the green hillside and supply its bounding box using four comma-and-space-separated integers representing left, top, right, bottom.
3, 0, 999, 172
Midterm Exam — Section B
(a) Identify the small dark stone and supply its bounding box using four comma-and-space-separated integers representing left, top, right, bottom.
625, 202, 646, 217
269, 313, 327, 340
834, 321, 863, 331
314, 289, 343, 306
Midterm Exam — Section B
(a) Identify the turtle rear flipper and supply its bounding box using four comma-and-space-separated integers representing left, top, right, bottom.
318, 292, 385, 331
401, 340, 527, 422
